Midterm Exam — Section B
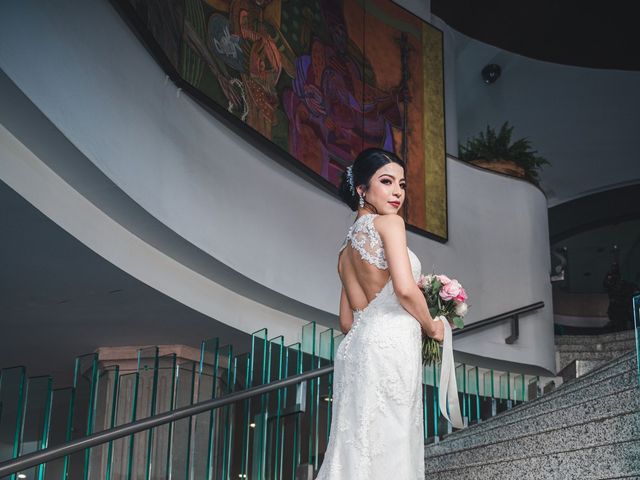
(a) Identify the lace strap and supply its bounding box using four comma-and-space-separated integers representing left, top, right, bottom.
341, 214, 388, 270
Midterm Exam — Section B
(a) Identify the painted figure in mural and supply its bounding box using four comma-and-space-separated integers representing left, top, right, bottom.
182, 0, 295, 138
228, 0, 295, 138
283, 0, 405, 186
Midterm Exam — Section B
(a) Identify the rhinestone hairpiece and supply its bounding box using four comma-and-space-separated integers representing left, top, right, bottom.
346, 165, 355, 195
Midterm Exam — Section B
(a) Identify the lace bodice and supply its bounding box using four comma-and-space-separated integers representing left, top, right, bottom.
339, 213, 388, 269
339, 213, 422, 285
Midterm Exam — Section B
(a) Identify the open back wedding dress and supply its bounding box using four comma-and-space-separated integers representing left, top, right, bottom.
315, 213, 425, 480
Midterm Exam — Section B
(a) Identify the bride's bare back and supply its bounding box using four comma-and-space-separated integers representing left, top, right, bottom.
338, 214, 394, 321
338, 229, 390, 313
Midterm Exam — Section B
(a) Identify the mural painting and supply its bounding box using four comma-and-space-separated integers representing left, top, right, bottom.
125, 0, 447, 239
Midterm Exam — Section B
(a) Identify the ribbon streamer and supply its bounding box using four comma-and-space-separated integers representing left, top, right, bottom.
437, 317, 464, 429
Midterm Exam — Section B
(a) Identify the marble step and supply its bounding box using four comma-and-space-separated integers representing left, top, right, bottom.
426, 385, 639, 455
558, 350, 635, 389
555, 330, 636, 345
428, 367, 636, 454
558, 350, 634, 372
433, 352, 636, 446
556, 338, 636, 352
424, 410, 640, 472
558, 359, 608, 381
424, 438, 640, 480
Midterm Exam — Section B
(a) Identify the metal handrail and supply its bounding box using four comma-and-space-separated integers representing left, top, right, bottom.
452, 301, 545, 343
0, 301, 545, 475
0, 364, 335, 476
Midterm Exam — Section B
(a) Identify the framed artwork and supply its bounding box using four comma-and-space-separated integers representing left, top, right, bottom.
117, 0, 447, 240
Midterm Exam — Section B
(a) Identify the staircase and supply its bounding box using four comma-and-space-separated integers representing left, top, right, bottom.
556, 329, 636, 381
1, 320, 636, 478
424, 349, 639, 479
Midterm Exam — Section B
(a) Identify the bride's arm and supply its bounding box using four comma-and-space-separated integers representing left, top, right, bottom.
339, 286, 354, 334
376, 214, 443, 340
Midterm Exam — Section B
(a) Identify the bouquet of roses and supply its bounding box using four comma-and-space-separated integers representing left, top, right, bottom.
417, 273, 469, 366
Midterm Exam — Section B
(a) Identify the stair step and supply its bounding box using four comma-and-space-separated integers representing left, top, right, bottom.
424, 438, 640, 480
554, 330, 636, 345
426, 386, 639, 455
431, 353, 636, 447
425, 410, 640, 472
556, 338, 636, 352
428, 367, 636, 454
558, 350, 633, 372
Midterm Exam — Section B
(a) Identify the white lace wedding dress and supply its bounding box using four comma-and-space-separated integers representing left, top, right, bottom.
315, 213, 425, 480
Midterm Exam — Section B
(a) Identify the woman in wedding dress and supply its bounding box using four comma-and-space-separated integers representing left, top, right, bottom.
315, 148, 445, 480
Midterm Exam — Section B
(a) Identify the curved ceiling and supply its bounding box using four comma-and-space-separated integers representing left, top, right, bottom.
432, 1, 640, 71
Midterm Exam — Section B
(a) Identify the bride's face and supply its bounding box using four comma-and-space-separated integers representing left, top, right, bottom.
358, 162, 406, 215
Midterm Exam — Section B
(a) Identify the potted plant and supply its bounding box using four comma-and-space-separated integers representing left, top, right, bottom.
458, 121, 550, 186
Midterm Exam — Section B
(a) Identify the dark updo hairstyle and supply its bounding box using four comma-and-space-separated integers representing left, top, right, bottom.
338, 148, 406, 212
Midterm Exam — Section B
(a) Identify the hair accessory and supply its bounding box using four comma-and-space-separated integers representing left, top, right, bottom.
345, 165, 356, 196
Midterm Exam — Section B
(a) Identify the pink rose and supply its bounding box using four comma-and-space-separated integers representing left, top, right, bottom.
455, 287, 467, 303
436, 274, 451, 285
439, 279, 462, 301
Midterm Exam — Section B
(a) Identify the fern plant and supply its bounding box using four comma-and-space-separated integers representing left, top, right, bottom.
459, 122, 550, 185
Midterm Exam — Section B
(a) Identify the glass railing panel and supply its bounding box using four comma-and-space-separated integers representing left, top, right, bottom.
421, 364, 433, 442
43, 387, 74, 480
264, 336, 285, 480
455, 363, 466, 428
481, 369, 496, 418
18, 375, 52, 480
169, 359, 196, 480
0, 366, 27, 476
512, 374, 525, 404
191, 337, 220, 479
148, 354, 176, 479
88, 366, 119, 480
433, 363, 446, 440
316, 329, 334, 467
300, 321, 318, 468
301, 322, 317, 359
498, 371, 511, 413
213, 344, 234, 480
130, 347, 159, 480
633, 294, 639, 384
332, 332, 344, 359
249, 328, 269, 480
466, 366, 480, 425
231, 352, 251, 480
527, 376, 540, 401
68, 353, 99, 480
281, 342, 302, 479
108, 371, 140, 480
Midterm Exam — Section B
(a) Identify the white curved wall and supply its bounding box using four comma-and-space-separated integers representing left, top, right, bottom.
452, 28, 640, 206
0, 0, 555, 373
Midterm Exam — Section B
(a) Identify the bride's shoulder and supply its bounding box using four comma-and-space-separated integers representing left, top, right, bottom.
373, 213, 406, 237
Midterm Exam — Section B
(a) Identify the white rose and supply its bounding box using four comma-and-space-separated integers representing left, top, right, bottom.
455, 302, 468, 316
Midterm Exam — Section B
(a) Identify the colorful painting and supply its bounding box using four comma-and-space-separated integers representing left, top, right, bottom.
123, 0, 447, 239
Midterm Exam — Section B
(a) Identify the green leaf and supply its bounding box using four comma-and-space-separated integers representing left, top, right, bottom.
457, 121, 551, 184
453, 316, 465, 329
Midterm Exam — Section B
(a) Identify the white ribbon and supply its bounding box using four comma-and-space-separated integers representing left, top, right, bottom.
437, 317, 464, 429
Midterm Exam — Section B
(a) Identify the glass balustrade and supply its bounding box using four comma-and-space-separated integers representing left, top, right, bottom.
0, 319, 564, 479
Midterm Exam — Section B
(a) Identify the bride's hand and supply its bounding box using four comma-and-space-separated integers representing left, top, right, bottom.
430, 320, 445, 343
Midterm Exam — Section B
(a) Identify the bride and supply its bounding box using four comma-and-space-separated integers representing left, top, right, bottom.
315, 148, 444, 479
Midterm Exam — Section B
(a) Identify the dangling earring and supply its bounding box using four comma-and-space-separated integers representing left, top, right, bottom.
359, 194, 365, 208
